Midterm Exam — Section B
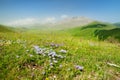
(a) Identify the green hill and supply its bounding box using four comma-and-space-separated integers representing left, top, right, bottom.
113, 22, 120, 27
0, 25, 14, 32
68, 22, 120, 42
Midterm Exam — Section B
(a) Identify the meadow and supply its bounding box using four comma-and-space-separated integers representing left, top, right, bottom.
0, 23, 120, 80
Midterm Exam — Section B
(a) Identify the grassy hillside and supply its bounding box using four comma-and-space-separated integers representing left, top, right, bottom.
113, 22, 120, 27
0, 24, 120, 80
67, 22, 120, 42
0, 24, 14, 32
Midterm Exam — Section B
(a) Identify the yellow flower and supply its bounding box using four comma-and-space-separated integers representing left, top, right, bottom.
45, 78, 49, 80
5, 41, 11, 45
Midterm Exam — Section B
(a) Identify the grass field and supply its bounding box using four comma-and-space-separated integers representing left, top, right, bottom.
0, 23, 120, 80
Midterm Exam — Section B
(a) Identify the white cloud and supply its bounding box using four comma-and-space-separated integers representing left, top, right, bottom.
61, 15, 68, 19
42, 17, 56, 24
5, 17, 57, 27
6, 18, 37, 26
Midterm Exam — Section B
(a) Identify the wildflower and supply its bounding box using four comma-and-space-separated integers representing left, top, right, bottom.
67, 68, 71, 71
57, 55, 64, 58
53, 75, 57, 78
5, 40, 11, 45
59, 49, 67, 53
45, 78, 49, 80
53, 60, 58, 63
50, 43, 59, 48
26, 50, 29, 52
50, 65, 53, 68
29, 54, 33, 57
59, 64, 62, 68
49, 56, 52, 59
48, 51, 56, 57
52, 57, 56, 60
49, 60, 52, 63
50, 62, 53, 66
50, 62, 54, 68
42, 71, 46, 75
16, 55, 20, 58
33, 45, 43, 54
16, 39, 21, 43
75, 65, 84, 71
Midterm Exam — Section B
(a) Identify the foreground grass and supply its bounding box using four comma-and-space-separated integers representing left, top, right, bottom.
0, 31, 120, 80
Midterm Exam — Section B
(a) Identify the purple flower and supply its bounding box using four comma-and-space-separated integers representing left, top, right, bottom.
48, 51, 56, 57
75, 65, 84, 71
33, 45, 43, 54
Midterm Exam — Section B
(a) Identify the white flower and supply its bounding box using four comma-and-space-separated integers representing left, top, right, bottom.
50, 62, 53, 66
53, 60, 58, 63
29, 54, 33, 57
57, 55, 64, 58
67, 68, 71, 71
49, 60, 52, 63
59, 64, 62, 68
16, 55, 20, 58
59, 49, 67, 53
53, 75, 57, 78
26, 50, 29, 52
42, 71, 45, 75
52, 57, 56, 60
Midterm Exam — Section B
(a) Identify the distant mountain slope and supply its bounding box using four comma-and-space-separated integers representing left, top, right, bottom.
113, 22, 120, 27
67, 22, 120, 42
52, 16, 94, 29
24, 16, 94, 30
0, 25, 14, 32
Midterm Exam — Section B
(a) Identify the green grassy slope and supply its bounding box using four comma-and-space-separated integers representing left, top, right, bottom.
114, 22, 120, 27
0, 25, 14, 32
0, 26, 120, 80
67, 22, 120, 42
0, 22, 120, 79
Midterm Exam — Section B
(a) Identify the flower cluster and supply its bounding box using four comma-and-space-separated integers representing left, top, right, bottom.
33, 45, 67, 68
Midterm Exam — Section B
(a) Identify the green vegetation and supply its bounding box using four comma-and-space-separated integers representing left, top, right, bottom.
0, 23, 120, 80
0, 25, 14, 32
114, 22, 120, 27
68, 22, 120, 42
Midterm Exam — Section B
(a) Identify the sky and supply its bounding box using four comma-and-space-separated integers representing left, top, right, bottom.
0, 0, 120, 26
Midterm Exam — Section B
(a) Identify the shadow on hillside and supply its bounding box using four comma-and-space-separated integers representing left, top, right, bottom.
81, 23, 107, 30
94, 28, 120, 41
